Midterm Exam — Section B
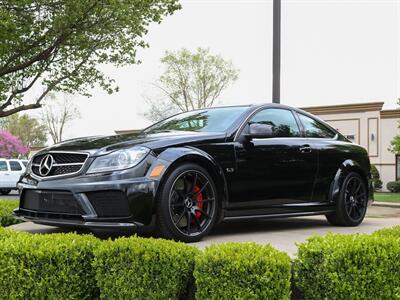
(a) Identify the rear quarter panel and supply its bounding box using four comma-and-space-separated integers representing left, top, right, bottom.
310, 139, 371, 203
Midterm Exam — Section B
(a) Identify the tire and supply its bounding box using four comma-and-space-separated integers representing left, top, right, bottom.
0, 189, 11, 195
156, 163, 218, 243
326, 172, 368, 226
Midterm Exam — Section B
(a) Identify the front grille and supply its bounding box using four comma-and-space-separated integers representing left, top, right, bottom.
21, 190, 84, 215
87, 191, 130, 217
31, 152, 88, 178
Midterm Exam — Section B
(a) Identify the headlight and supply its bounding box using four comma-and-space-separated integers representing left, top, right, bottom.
87, 146, 150, 174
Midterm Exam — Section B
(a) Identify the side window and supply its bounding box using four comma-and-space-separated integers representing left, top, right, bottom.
0, 161, 8, 172
9, 161, 22, 171
298, 114, 336, 138
249, 108, 301, 137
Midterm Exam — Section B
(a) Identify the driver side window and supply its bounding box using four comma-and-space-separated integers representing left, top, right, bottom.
249, 108, 301, 137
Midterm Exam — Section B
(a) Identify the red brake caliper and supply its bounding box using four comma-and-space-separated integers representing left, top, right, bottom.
193, 185, 203, 221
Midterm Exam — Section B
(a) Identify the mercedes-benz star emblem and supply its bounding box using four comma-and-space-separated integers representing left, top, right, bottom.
39, 154, 54, 176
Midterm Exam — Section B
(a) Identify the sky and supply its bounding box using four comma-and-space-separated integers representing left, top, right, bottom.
47, 0, 400, 139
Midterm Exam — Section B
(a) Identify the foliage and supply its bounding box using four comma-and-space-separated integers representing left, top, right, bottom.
2, 113, 47, 147
373, 225, 400, 239
0, 232, 99, 299
0, 227, 22, 239
389, 99, 400, 154
294, 233, 400, 300
0, 130, 28, 158
93, 236, 199, 300
370, 164, 382, 191
387, 181, 400, 192
194, 242, 292, 300
0, 0, 181, 118
144, 48, 239, 122
40, 93, 79, 144
0, 200, 22, 227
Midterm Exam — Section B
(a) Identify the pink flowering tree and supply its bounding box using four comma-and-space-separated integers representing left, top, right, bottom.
0, 130, 29, 158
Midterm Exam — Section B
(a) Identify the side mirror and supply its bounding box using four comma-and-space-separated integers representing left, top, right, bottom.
245, 123, 275, 140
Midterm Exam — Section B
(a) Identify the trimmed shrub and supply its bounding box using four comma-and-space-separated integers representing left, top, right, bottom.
93, 236, 199, 300
0, 199, 23, 227
0, 226, 22, 239
0, 232, 99, 300
194, 242, 292, 300
373, 225, 400, 239
387, 180, 400, 192
294, 234, 400, 300
371, 164, 383, 191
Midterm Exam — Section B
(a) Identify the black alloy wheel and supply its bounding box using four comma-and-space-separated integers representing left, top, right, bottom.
156, 163, 217, 242
343, 175, 367, 222
326, 172, 368, 226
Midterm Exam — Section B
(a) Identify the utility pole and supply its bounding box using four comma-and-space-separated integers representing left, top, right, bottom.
272, 0, 281, 103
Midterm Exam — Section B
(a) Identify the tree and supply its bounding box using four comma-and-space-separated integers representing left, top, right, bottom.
370, 165, 383, 191
41, 94, 79, 144
390, 99, 400, 154
2, 114, 47, 147
144, 48, 239, 122
0, 0, 181, 118
0, 130, 28, 158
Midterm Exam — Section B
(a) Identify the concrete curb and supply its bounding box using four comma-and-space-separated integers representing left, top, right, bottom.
373, 201, 400, 208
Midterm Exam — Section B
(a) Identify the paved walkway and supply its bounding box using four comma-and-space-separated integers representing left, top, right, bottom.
1, 190, 19, 200
9, 205, 400, 256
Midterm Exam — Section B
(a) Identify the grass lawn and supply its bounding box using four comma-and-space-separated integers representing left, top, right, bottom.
374, 193, 400, 203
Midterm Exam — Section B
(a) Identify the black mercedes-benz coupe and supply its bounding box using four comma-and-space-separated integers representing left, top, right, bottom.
15, 104, 373, 242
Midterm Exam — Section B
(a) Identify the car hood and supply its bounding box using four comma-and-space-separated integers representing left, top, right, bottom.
39, 131, 226, 156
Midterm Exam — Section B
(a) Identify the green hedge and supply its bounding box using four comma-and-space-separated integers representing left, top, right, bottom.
373, 225, 400, 238
0, 199, 23, 227
93, 236, 199, 300
1, 224, 400, 299
0, 231, 99, 300
387, 181, 400, 192
294, 233, 400, 300
194, 243, 292, 300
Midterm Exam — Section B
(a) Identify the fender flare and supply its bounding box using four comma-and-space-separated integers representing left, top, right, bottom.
330, 159, 370, 204
148, 146, 229, 212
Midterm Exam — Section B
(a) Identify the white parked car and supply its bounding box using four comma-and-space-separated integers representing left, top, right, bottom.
0, 159, 27, 195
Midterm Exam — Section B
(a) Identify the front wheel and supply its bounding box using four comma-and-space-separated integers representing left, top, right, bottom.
156, 163, 218, 243
0, 189, 11, 195
326, 172, 368, 226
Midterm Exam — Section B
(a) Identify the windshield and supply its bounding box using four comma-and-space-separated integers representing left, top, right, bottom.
144, 106, 249, 134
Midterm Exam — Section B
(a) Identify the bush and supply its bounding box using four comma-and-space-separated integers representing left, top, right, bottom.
387, 181, 400, 192
0, 226, 22, 239
370, 164, 383, 191
0, 232, 99, 300
194, 242, 292, 300
0, 199, 23, 227
373, 225, 400, 239
294, 234, 400, 300
93, 236, 199, 300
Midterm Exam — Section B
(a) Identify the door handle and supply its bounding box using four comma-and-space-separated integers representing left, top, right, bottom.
4, 174, 10, 176
299, 145, 312, 153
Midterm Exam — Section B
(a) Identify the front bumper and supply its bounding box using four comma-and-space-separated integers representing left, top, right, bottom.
14, 172, 158, 230
13, 211, 139, 229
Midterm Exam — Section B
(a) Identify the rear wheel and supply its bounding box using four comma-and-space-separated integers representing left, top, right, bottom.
156, 163, 218, 243
326, 172, 368, 226
0, 189, 11, 195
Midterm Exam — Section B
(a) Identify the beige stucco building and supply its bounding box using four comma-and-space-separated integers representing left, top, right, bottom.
303, 102, 400, 191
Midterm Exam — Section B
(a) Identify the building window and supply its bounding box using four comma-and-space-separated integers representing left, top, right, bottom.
397, 155, 400, 181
